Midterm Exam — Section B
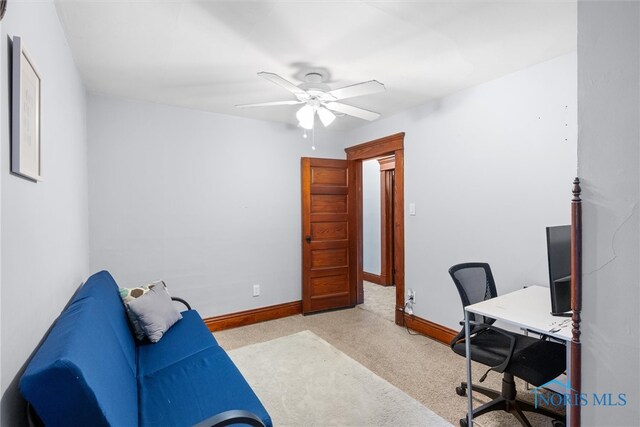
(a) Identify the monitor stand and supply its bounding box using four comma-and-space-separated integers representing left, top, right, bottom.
551, 311, 572, 317
550, 275, 571, 316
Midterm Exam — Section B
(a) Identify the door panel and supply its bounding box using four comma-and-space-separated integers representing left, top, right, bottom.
310, 275, 348, 295
311, 167, 347, 186
311, 222, 348, 241
311, 247, 348, 268
311, 195, 348, 213
301, 158, 355, 314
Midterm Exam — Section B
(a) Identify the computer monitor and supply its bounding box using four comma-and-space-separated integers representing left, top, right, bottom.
546, 225, 572, 316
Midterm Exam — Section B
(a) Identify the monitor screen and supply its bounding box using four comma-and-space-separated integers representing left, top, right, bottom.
546, 225, 571, 315
546, 225, 571, 282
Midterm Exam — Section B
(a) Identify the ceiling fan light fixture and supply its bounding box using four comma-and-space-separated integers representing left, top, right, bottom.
244, 71, 385, 128
296, 104, 315, 130
317, 107, 336, 127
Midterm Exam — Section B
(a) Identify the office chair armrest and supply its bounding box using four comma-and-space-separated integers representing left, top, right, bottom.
451, 321, 489, 348
457, 320, 499, 335
471, 321, 517, 374
452, 321, 517, 374
450, 320, 486, 348
455, 320, 504, 339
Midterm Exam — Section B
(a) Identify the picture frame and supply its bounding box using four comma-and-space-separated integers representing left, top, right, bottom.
0, 0, 7, 21
11, 36, 42, 182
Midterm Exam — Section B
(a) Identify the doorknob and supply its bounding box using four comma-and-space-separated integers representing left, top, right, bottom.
305, 235, 312, 243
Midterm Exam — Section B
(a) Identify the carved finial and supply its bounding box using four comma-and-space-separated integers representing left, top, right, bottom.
572, 177, 581, 202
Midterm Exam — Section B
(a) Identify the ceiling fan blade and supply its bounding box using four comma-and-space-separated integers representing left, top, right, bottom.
258, 72, 308, 97
325, 102, 380, 121
327, 80, 385, 100
236, 100, 304, 108
317, 107, 336, 127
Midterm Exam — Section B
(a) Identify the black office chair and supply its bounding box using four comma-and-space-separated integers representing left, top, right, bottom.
449, 263, 566, 427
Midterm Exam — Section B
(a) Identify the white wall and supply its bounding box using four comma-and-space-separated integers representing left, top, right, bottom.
87, 95, 345, 318
362, 159, 381, 275
346, 53, 577, 329
578, 1, 639, 425
0, 1, 89, 424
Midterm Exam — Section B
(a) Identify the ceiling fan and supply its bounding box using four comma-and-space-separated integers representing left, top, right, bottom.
236, 72, 385, 129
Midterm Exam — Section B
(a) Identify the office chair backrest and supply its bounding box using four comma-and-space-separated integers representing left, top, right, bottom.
449, 263, 498, 325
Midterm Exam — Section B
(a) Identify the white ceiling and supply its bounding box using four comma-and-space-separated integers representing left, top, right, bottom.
55, 0, 577, 131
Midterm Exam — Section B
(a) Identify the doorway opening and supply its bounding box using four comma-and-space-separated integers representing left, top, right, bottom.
345, 133, 405, 326
359, 156, 396, 322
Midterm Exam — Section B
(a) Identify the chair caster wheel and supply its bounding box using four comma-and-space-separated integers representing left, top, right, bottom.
455, 386, 467, 396
459, 418, 468, 427
552, 420, 565, 427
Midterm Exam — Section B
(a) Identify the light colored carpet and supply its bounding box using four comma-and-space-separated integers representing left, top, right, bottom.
358, 281, 395, 322
228, 330, 452, 427
217, 306, 563, 426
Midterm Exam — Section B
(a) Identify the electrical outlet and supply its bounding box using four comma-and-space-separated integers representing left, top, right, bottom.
405, 289, 415, 315
253, 284, 260, 297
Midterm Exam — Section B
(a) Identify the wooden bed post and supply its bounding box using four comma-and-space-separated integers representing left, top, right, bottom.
570, 177, 582, 427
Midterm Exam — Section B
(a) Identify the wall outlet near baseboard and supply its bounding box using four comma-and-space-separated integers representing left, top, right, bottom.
407, 288, 415, 303
253, 284, 260, 297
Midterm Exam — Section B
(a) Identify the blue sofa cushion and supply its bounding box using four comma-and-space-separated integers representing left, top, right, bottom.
137, 309, 218, 377
138, 346, 272, 427
19, 297, 138, 427
71, 270, 137, 372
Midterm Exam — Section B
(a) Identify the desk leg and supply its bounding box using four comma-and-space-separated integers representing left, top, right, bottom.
465, 310, 473, 426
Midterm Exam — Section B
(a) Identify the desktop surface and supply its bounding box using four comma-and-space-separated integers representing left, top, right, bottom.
465, 285, 572, 341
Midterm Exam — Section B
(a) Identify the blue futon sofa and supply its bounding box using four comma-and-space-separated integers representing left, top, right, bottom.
19, 271, 272, 427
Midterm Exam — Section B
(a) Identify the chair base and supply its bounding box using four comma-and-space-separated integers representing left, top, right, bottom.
457, 373, 565, 427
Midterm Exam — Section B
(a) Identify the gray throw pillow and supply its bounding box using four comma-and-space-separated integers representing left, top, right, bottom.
119, 281, 166, 341
126, 285, 183, 343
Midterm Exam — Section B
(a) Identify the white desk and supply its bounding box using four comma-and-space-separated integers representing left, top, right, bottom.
463, 286, 571, 425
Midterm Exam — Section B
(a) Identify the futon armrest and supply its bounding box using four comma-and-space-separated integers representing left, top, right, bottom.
26, 403, 44, 427
192, 409, 267, 427
171, 297, 192, 310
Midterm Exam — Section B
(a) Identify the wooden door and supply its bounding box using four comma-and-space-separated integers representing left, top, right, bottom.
301, 158, 356, 314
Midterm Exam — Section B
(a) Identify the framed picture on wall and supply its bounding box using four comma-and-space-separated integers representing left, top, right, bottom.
0, 0, 7, 21
11, 36, 42, 182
